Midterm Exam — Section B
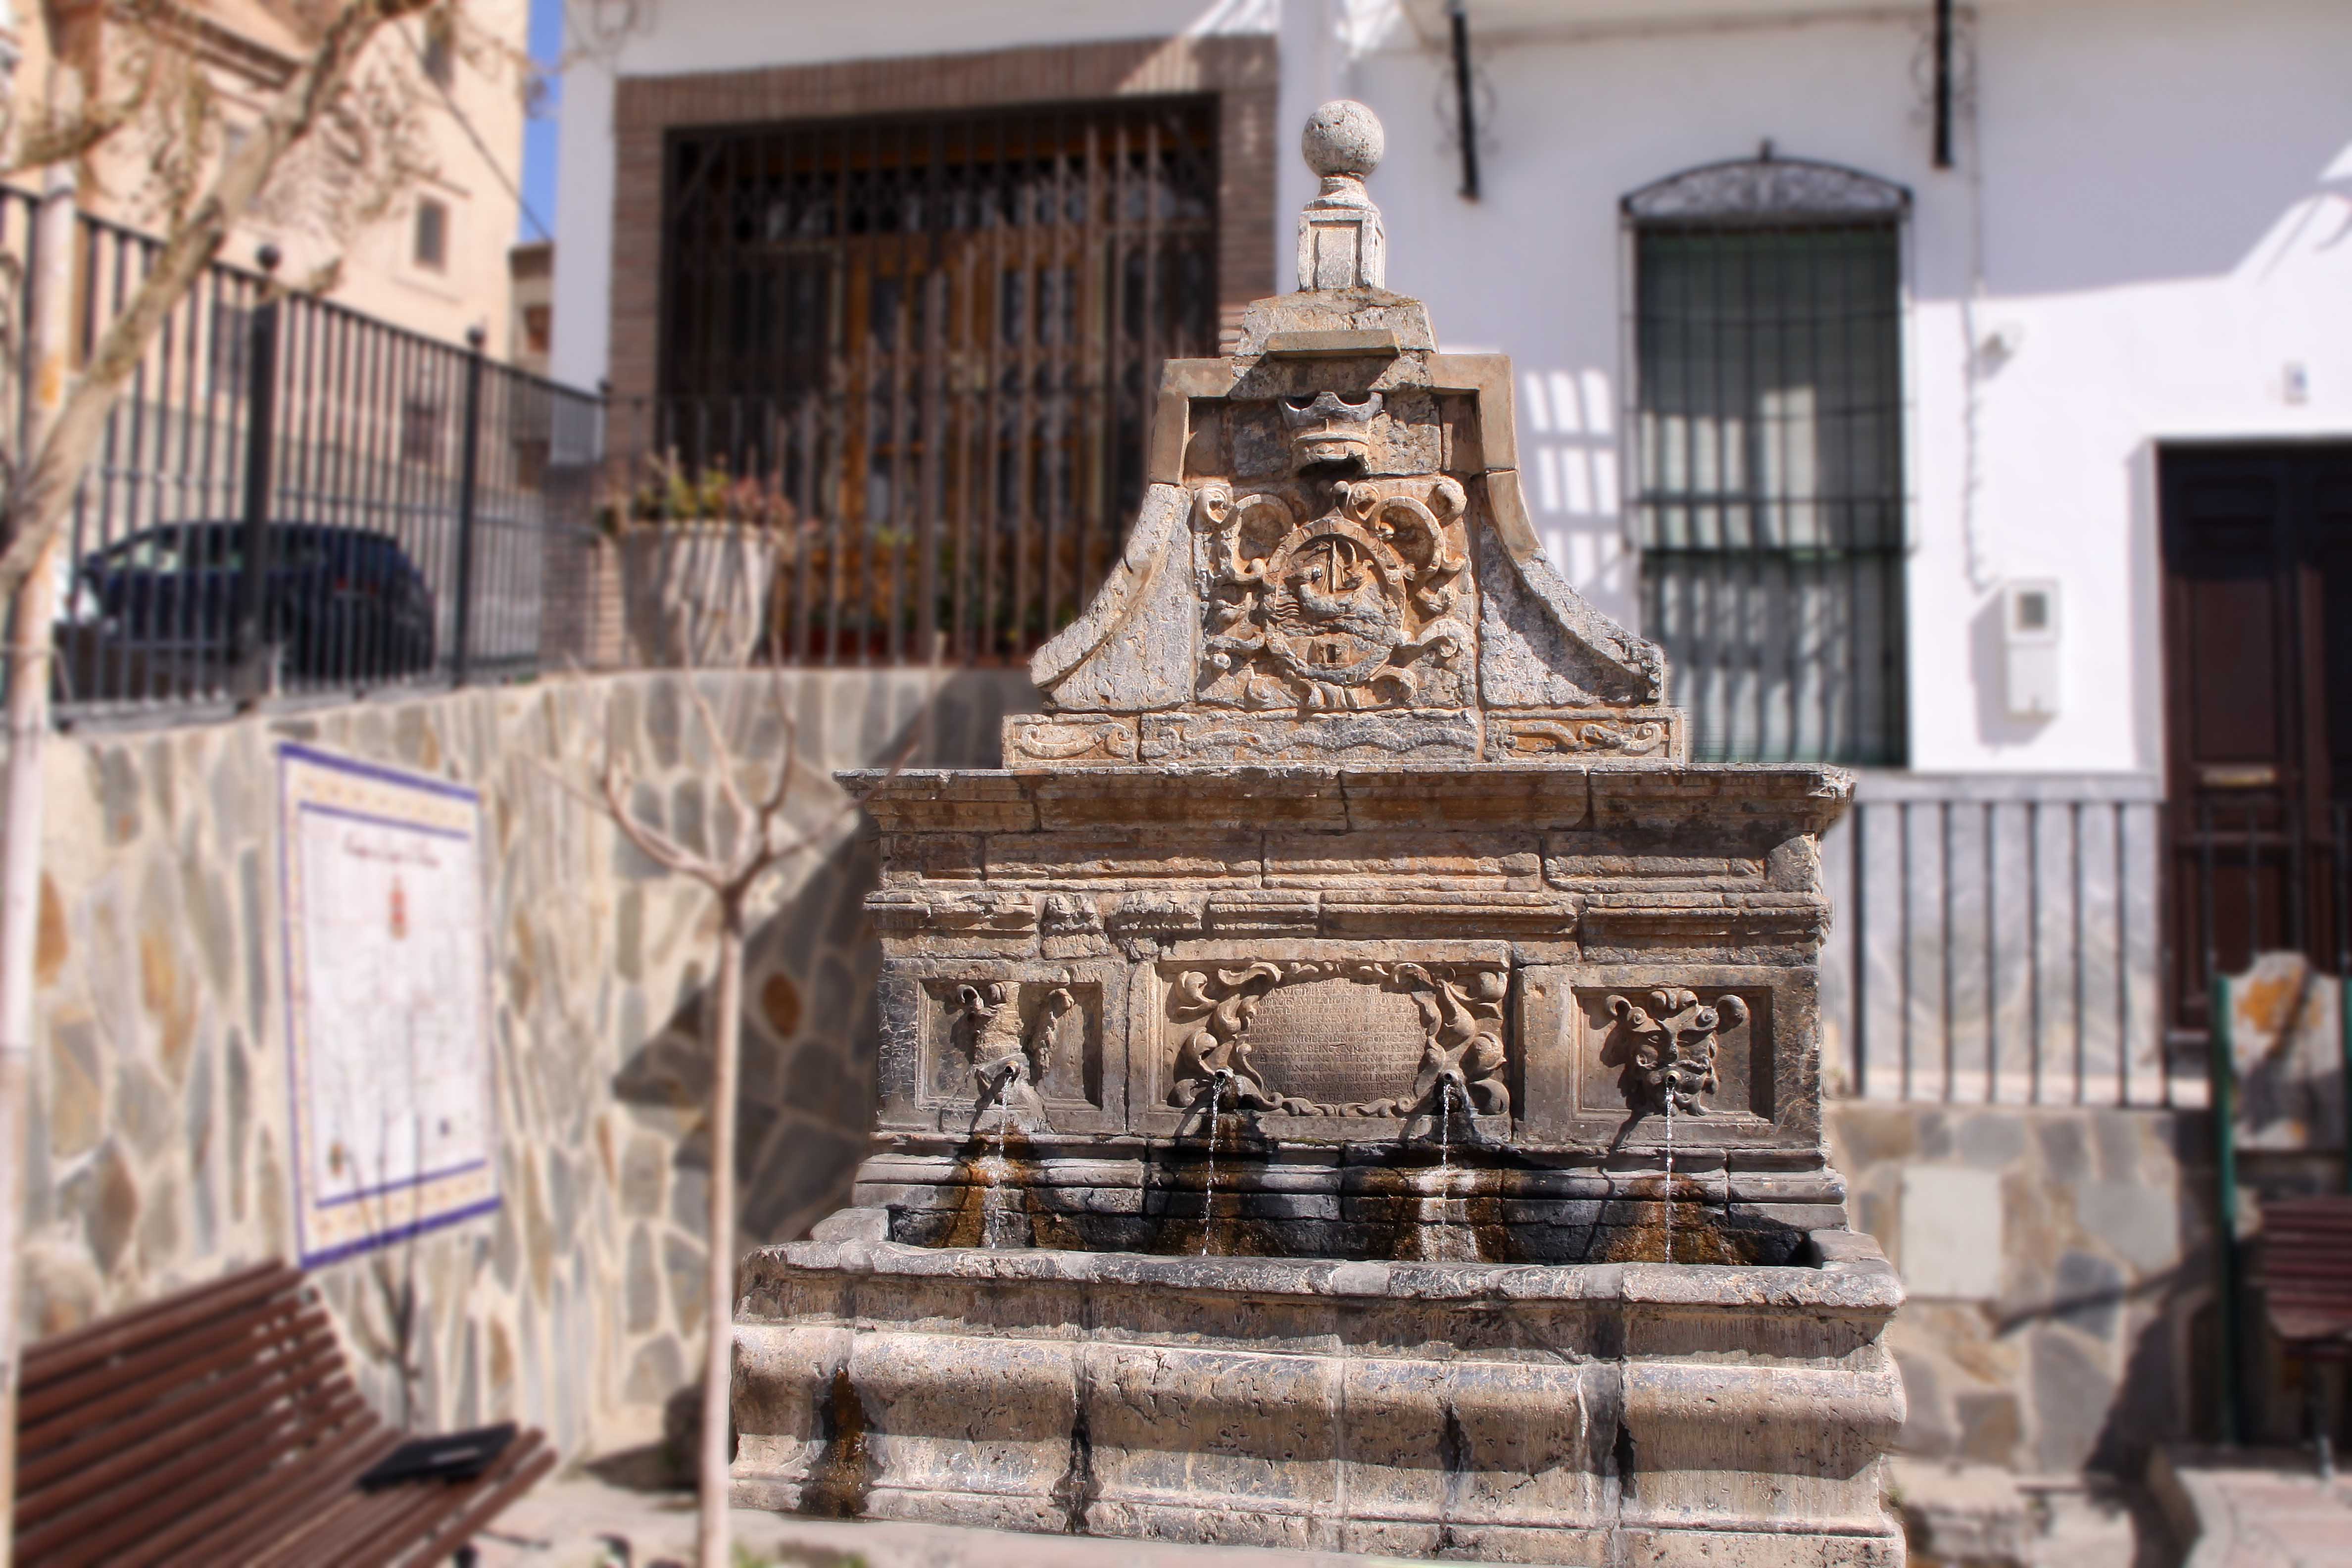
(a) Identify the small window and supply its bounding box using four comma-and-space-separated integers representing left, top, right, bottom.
401, 397, 442, 464
1626, 156, 1912, 766
422, 19, 454, 88
522, 303, 550, 356
413, 197, 448, 272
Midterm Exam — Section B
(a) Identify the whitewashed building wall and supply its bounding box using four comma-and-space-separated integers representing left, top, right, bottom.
552, 0, 2352, 1105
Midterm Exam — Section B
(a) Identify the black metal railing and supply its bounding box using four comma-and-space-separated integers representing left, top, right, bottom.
1828, 790, 2352, 1107
1831, 794, 2172, 1106
1, 191, 604, 720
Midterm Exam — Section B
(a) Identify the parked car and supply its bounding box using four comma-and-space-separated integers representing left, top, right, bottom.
72, 522, 437, 686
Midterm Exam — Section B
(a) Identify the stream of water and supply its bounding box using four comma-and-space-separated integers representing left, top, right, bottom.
1434, 1089, 1457, 1259
1197, 1077, 1225, 1256
1661, 1092, 1676, 1263
980, 1093, 1019, 1248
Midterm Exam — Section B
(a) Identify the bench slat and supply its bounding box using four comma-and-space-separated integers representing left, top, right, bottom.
377, 1436, 561, 1568
124, 1425, 404, 1568
261, 1474, 465, 1568
18, 1306, 342, 1485
2254, 1196, 2352, 1346
275, 1431, 555, 1568
19, 1384, 372, 1566
18, 1263, 300, 1390
15, 1336, 354, 1533
17, 1283, 317, 1427
12, 1261, 549, 1568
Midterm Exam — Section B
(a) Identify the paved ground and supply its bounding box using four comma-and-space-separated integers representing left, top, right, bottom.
473, 1468, 2171, 1568
2152, 1449, 2352, 1568
474, 1475, 1406, 1568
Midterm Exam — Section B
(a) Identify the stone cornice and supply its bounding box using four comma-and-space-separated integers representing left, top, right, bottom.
844, 762, 1854, 838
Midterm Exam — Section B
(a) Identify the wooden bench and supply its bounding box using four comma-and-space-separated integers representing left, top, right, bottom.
13, 1260, 555, 1567
2252, 1195, 2352, 1469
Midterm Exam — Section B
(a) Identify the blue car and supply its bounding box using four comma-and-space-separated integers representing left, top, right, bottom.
75, 522, 437, 682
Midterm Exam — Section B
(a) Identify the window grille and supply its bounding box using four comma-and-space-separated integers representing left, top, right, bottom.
1625, 158, 1910, 765
657, 98, 1220, 664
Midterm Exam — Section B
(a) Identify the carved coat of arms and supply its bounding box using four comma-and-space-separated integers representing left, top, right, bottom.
1195, 469, 1474, 713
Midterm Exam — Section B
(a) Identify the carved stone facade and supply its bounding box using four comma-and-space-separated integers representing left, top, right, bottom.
735, 103, 1903, 1566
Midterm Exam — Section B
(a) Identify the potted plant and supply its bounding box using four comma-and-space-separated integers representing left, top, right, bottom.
606, 455, 797, 668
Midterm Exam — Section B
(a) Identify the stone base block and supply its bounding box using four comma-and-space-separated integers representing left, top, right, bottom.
733, 1224, 1908, 1564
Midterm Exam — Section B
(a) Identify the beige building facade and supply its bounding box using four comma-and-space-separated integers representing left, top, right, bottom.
11, 0, 527, 356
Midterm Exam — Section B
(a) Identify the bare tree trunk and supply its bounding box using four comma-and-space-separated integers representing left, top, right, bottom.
699, 905, 743, 1568
0, 147, 78, 1568
535, 671, 916, 1568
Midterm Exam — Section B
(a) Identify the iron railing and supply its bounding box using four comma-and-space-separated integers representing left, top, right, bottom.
1625, 174, 1913, 770
1826, 789, 2352, 1107
0, 190, 605, 720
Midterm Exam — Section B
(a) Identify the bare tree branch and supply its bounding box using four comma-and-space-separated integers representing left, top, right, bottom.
0, 0, 438, 593
681, 674, 756, 860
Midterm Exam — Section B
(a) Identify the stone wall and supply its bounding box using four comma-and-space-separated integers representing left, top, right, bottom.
15, 667, 1029, 1461
19, 668, 2337, 1477
1832, 1102, 2343, 1476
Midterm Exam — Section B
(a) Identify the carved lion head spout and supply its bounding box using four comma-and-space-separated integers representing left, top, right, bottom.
1606, 988, 1750, 1118
955, 982, 1074, 1135
1280, 390, 1382, 475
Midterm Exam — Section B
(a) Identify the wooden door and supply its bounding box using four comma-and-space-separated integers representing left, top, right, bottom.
2160, 444, 2352, 1027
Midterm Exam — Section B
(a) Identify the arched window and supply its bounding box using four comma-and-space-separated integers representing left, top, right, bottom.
1624, 154, 1910, 765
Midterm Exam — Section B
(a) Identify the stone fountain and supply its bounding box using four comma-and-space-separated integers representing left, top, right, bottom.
732, 102, 1906, 1565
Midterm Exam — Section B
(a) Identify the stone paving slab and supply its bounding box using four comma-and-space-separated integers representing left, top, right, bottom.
476, 1477, 1413, 1568
2151, 1448, 2352, 1568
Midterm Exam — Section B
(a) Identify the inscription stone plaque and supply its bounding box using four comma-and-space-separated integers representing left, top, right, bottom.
1242, 977, 1425, 1106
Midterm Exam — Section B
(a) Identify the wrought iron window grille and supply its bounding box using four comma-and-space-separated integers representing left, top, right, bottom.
651, 97, 1222, 666
1623, 153, 1913, 767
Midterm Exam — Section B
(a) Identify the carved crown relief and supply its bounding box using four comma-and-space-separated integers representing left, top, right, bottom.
1195, 474, 1475, 713
1165, 960, 1508, 1118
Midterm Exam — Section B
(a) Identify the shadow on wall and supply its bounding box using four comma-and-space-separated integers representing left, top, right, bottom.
610, 670, 1023, 1253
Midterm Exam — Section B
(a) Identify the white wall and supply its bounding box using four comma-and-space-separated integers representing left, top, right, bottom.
551, 0, 1277, 392
1345, 0, 2352, 775
556, 0, 2352, 779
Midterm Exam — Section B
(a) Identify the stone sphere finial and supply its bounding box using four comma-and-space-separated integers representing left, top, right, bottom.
1301, 100, 1383, 179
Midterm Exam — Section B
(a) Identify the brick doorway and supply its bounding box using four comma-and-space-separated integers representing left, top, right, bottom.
609, 37, 1276, 666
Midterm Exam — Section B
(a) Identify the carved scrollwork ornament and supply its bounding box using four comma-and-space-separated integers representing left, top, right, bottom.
1196, 472, 1475, 714
1166, 961, 1509, 1118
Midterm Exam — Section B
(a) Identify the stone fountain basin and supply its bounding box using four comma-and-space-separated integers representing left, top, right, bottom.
732, 1217, 1906, 1565
873, 1140, 1840, 1265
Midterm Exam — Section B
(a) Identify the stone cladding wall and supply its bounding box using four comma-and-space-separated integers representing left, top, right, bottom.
1832, 1102, 2341, 1474
14, 668, 1029, 1461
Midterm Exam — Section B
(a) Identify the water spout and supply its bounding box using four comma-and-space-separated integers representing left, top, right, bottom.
1403, 1072, 1479, 1262
974, 1060, 1024, 1248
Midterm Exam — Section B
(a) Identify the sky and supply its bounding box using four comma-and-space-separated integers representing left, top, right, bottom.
521, 0, 563, 243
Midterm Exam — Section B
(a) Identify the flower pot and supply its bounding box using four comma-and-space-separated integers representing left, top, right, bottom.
618, 522, 781, 668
